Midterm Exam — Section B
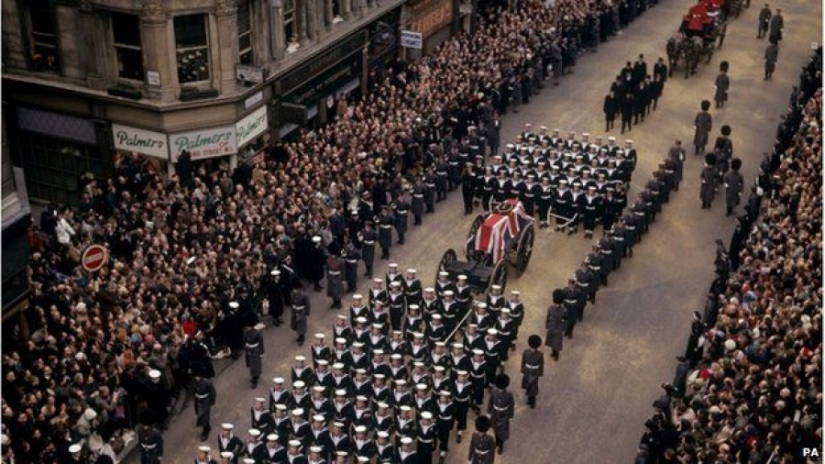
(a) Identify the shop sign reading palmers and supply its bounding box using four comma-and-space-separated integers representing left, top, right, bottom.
169, 125, 237, 161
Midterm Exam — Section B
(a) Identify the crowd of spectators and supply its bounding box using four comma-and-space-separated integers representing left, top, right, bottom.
1, 0, 664, 462
637, 48, 822, 464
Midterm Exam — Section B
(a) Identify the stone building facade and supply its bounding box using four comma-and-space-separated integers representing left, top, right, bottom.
2, 0, 462, 204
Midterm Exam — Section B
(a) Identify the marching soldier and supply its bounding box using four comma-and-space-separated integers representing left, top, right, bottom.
244, 325, 265, 388
251, 398, 275, 437
217, 423, 244, 459
291, 287, 312, 346
520, 335, 545, 409
487, 374, 515, 455
468, 416, 495, 464
461, 163, 476, 215
398, 436, 419, 464
452, 370, 473, 443
194, 374, 217, 441
544, 290, 566, 361
138, 422, 164, 464
435, 391, 455, 463
411, 178, 425, 225
724, 158, 744, 216
394, 199, 410, 245
403, 268, 422, 307
582, 185, 603, 239
377, 207, 394, 260
195, 445, 217, 464
343, 241, 360, 293
469, 349, 488, 411
326, 250, 345, 310
417, 411, 437, 464
359, 221, 377, 278
423, 170, 437, 214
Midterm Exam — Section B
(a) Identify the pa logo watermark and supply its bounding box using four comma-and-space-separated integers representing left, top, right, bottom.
802, 447, 821, 460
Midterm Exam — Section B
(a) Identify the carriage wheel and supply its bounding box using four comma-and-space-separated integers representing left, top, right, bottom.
435, 249, 458, 286
515, 223, 535, 277
465, 214, 485, 261
487, 259, 508, 294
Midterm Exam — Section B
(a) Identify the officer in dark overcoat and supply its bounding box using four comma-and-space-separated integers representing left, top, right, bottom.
377, 207, 394, 260
544, 290, 566, 361
138, 423, 164, 464
244, 326, 265, 388
394, 199, 409, 245
359, 221, 377, 278
194, 374, 217, 440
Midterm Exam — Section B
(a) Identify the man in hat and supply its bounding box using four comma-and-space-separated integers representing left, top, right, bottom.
138, 420, 164, 464
521, 335, 544, 408
286, 440, 308, 464
398, 436, 419, 464
266, 269, 288, 326
757, 4, 772, 38
468, 415, 495, 463
434, 390, 455, 463
394, 198, 410, 245
417, 411, 437, 464
195, 445, 217, 464
244, 325, 265, 388
693, 100, 713, 156
217, 423, 244, 459
359, 221, 377, 278
714, 61, 730, 109
724, 158, 744, 216
255, 433, 286, 463
342, 240, 360, 293
291, 287, 312, 346
700, 153, 717, 209
308, 236, 327, 292
194, 373, 217, 440
764, 39, 779, 80
326, 250, 345, 309
544, 290, 567, 361
487, 374, 514, 454
251, 398, 275, 437
377, 207, 394, 260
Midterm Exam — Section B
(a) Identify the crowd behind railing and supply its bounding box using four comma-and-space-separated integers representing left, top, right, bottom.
635, 48, 822, 464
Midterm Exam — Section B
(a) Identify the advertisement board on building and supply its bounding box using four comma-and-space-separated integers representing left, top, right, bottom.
235, 106, 269, 147
169, 126, 237, 162
407, 0, 454, 38
111, 124, 170, 159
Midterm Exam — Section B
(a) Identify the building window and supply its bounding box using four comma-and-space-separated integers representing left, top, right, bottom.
111, 13, 144, 80
174, 15, 210, 84
238, 0, 253, 64
29, 1, 59, 71
284, 0, 297, 49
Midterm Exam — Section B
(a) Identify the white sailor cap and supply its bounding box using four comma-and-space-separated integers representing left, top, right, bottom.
401, 437, 414, 445
221, 451, 234, 459
377, 402, 390, 409
487, 328, 499, 335
312, 236, 322, 243
432, 313, 442, 320
399, 405, 412, 412
433, 365, 445, 372
352, 293, 363, 299
254, 397, 266, 403
335, 389, 347, 396
390, 281, 401, 287
472, 349, 484, 355
511, 290, 521, 295
312, 386, 325, 393
198, 445, 211, 453
317, 359, 329, 366
270, 269, 281, 276
416, 383, 428, 390
491, 285, 501, 290
336, 315, 348, 322
443, 290, 454, 296
625, 139, 633, 144
267, 433, 279, 442
332, 362, 345, 370
288, 440, 302, 448
248, 428, 262, 437
275, 404, 288, 411
608, 136, 616, 141
355, 316, 368, 324
310, 446, 323, 453
407, 268, 417, 274
452, 342, 464, 349
377, 431, 390, 439
69, 444, 82, 454
229, 301, 240, 309
391, 353, 403, 360
354, 425, 367, 433
396, 379, 408, 386
290, 408, 304, 416
506, 144, 515, 149
221, 423, 234, 430
389, 263, 398, 268
424, 287, 435, 293
435, 341, 446, 347
438, 271, 449, 277
149, 369, 161, 379
313, 414, 325, 422
501, 308, 512, 314
352, 341, 365, 348
373, 278, 383, 283
421, 411, 433, 420
314, 333, 325, 340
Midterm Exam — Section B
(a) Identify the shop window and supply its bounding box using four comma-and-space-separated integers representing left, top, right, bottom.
238, 0, 253, 64
174, 15, 210, 84
284, 0, 297, 51
28, 0, 59, 71
111, 13, 144, 81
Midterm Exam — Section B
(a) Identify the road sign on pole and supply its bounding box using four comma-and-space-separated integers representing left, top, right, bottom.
400, 30, 424, 49
81, 244, 108, 272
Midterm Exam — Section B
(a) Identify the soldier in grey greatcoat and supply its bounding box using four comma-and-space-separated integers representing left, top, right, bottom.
544, 290, 566, 361
291, 288, 312, 346
467, 415, 496, 464
487, 374, 514, 454
359, 221, 377, 278
138, 423, 164, 464
693, 100, 713, 155
244, 326, 265, 388
520, 335, 544, 409
724, 158, 744, 216
700, 153, 717, 209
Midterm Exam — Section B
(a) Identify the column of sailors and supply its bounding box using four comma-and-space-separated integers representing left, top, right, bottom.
209, 264, 526, 464
469, 125, 639, 239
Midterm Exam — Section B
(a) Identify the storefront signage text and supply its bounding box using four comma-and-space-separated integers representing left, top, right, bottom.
244, 91, 264, 109
235, 106, 269, 147
408, 0, 454, 38
169, 126, 237, 161
112, 123, 169, 159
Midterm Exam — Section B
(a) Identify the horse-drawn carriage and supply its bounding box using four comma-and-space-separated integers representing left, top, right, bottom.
668, 0, 730, 78
436, 199, 536, 293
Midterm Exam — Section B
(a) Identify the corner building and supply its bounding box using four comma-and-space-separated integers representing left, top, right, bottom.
2, 0, 474, 205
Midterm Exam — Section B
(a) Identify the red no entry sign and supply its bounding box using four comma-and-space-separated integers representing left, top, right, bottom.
81, 244, 108, 272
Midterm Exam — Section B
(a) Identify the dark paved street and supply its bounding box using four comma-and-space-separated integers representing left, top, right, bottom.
124, 0, 822, 462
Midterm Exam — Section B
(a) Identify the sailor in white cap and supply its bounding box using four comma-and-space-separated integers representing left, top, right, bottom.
292, 356, 312, 385
286, 440, 304, 459
218, 451, 234, 464
310, 333, 330, 365
195, 445, 214, 464
385, 263, 401, 287
435, 271, 456, 299
387, 280, 406, 331
270, 377, 288, 409
217, 423, 244, 458
244, 429, 264, 457
374, 429, 395, 462
428, 313, 447, 345
307, 445, 324, 464
417, 410, 438, 461
68, 443, 83, 462
251, 396, 275, 437
138, 420, 165, 462
369, 278, 387, 309
399, 436, 417, 463
259, 432, 285, 462
404, 268, 422, 306
352, 425, 374, 458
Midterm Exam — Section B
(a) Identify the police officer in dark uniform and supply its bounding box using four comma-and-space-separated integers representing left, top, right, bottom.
394, 200, 409, 245
194, 374, 217, 440
244, 326, 265, 388
359, 221, 377, 278
411, 179, 425, 226
139, 422, 164, 464
561, 279, 583, 338
343, 241, 360, 293
377, 207, 394, 260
